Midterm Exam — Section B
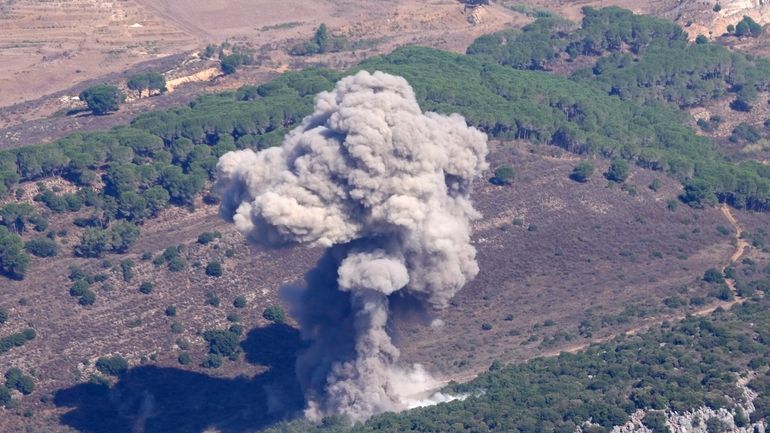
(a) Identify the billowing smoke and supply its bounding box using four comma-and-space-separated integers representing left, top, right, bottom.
217, 70, 488, 422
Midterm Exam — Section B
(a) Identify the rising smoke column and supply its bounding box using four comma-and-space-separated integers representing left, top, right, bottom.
217, 70, 488, 422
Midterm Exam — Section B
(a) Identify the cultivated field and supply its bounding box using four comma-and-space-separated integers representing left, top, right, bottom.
0, 0, 194, 108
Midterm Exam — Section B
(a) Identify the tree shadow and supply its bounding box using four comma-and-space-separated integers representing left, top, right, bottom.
53, 323, 306, 433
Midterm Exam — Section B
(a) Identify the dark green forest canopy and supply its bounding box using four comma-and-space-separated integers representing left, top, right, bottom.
467, 6, 770, 109
0, 7, 769, 213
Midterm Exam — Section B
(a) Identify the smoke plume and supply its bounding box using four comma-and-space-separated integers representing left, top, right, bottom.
217, 70, 488, 422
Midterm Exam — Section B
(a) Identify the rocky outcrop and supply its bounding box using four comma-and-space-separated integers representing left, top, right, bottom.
660, 0, 770, 40
577, 373, 769, 433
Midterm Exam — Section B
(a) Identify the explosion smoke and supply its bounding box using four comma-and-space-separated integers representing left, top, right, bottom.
217, 70, 488, 422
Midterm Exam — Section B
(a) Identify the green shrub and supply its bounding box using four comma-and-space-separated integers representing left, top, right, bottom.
605, 158, 630, 182
176, 338, 189, 350
0, 226, 30, 280
492, 164, 516, 185
95, 356, 128, 376
120, 260, 134, 282
24, 237, 58, 257
262, 305, 285, 323
709, 285, 733, 301
706, 417, 728, 433
167, 256, 185, 272
109, 221, 140, 253
649, 178, 662, 192
206, 293, 220, 307
201, 354, 223, 369
663, 296, 686, 308
0, 385, 12, 407
69, 280, 90, 297
197, 231, 222, 245
703, 268, 725, 283
229, 324, 244, 336
139, 281, 154, 295
734, 411, 749, 427
5, 368, 35, 395
571, 162, 595, 183
233, 296, 247, 308
79, 85, 124, 115
29, 215, 47, 232
205, 261, 223, 277
220, 54, 252, 75
178, 352, 191, 365
165, 305, 177, 316
78, 289, 96, 306
202, 329, 240, 357
0, 328, 35, 354
642, 411, 671, 433
170, 322, 183, 334
74, 228, 110, 258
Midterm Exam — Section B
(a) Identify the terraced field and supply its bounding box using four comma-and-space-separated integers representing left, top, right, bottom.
0, 0, 194, 119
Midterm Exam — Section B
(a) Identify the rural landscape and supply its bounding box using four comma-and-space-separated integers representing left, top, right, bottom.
1, 0, 770, 432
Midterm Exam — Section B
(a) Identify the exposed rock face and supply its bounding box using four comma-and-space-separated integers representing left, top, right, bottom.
660, 0, 770, 40
463, 4, 487, 25
576, 373, 769, 433
607, 407, 766, 433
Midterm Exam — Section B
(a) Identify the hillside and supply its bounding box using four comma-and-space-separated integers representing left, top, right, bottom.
1, 5, 770, 433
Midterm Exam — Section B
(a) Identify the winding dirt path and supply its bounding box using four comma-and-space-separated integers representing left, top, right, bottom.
721, 205, 749, 271
445, 205, 751, 384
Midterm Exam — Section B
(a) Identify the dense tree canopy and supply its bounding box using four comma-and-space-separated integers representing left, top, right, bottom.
0, 226, 30, 279
79, 85, 125, 115
127, 72, 167, 96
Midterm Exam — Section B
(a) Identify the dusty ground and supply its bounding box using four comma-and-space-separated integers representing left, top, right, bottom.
0, 0, 195, 108
0, 0, 526, 139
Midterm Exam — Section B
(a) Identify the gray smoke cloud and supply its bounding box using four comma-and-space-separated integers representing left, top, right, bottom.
217, 70, 488, 422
